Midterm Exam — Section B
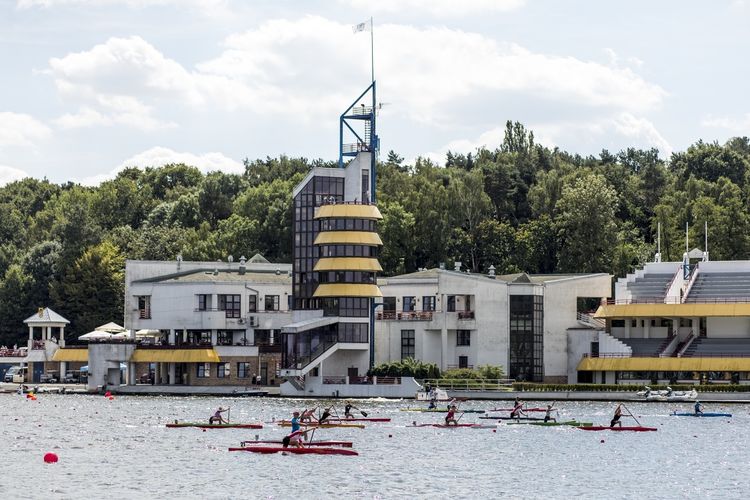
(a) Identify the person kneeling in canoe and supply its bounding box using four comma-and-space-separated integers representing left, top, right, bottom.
344, 401, 356, 419
209, 407, 228, 425
694, 401, 704, 415
544, 404, 556, 423
319, 407, 333, 424
610, 404, 623, 428
300, 408, 316, 423
510, 399, 524, 420
282, 428, 314, 449
291, 411, 301, 432
445, 405, 458, 426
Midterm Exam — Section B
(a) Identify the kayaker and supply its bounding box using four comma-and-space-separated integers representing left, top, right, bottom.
445, 405, 458, 426
319, 407, 333, 424
694, 401, 704, 415
209, 407, 228, 424
610, 404, 623, 428
543, 404, 556, 423
291, 411, 301, 432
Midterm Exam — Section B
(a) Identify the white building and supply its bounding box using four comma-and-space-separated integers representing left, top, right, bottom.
375, 266, 612, 383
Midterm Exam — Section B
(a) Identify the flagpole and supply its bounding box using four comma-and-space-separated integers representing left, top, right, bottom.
370, 16, 374, 83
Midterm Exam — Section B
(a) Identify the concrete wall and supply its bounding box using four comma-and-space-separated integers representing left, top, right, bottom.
566, 329, 599, 383
706, 317, 750, 337
87, 343, 135, 390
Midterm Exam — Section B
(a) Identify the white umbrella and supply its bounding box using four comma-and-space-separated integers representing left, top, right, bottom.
78, 331, 114, 341
96, 322, 127, 333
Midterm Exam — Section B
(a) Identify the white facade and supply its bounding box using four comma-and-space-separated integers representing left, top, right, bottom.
375, 268, 612, 383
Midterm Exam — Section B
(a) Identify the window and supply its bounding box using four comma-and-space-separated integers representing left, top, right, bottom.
197, 294, 210, 311
196, 363, 210, 378
459, 356, 469, 369
137, 296, 151, 319
383, 297, 396, 312
217, 362, 230, 378
237, 362, 250, 378
248, 295, 257, 312
422, 296, 436, 311
447, 295, 456, 312
403, 296, 415, 312
401, 330, 415, 359
265, 295, 280, 311
218, 294, 241, 318
217, 331, 232, 346
457, 330, 471, 346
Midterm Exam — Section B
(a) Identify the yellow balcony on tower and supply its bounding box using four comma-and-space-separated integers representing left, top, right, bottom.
314, 204, 383, 220
314, 231, 383, 246
312, 284, 383, 298
314, 257, 383, 272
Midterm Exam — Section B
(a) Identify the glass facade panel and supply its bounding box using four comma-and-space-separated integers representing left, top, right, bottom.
422, 296, 436, 311
401, 330, 415, 359
509, 295, 544, 382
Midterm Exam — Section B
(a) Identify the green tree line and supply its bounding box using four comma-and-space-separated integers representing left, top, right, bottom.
1, 121, 749, 344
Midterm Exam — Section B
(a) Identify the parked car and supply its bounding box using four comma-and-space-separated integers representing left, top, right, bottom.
4, 365, 27, 383
63, 371, 81, 383
40, 372, 59, 383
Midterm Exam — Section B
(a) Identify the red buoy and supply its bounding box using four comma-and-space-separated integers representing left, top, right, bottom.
44, 453, 58, 463
600, 439, 605, 443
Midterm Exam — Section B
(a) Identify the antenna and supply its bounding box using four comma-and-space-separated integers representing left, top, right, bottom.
685, 222, 689, 253
704, 220, 709, 262
655, 222, 662, 263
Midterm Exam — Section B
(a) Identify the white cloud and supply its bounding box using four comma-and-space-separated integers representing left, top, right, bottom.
17, 0, 230, 12
80, 146, 244, 186
702, 113, 750, 134
341, 0, 525, 16
54, 107, 111, 129
0, 112, 52, 148
0, 164, 30, 186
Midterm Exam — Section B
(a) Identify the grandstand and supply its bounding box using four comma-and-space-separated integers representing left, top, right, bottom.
682, 337, 750, 357
685, 272, 750, 302
619, 338, 670, 357
626, 273, 674, 301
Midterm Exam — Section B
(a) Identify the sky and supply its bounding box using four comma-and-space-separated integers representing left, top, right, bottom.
1, 0, 749, 186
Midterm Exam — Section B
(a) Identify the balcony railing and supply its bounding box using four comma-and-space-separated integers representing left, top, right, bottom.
457, 311, 475, 320
605, 297, 750, 305
0, 347, 27, 357
31, 340, 46, 350
377, 311, 434, 321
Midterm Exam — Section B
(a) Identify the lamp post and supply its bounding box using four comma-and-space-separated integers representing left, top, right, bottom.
369, 300, 383, 370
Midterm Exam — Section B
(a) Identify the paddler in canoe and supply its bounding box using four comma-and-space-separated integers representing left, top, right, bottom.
282, 428, 315, 449
344, 401, 357, 419
610, 404, 623, 428
300, 408, 317, 423
209, 407, 229, 425
444, 405, 458, 426
543, 404, 556, 423
291, 411, 301, 432
318, 407, 333, 424
509, 398, 525, 420
694, 401, 704, 415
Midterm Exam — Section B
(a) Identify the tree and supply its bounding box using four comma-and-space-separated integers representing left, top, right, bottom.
555, 174, 619, 273
21, 241, 61, 312
50, 241, 125, 338
0, 264, 30, 346
378, 202, 416, 275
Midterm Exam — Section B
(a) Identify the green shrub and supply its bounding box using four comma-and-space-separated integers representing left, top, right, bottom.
511, 382, 750, 392
368, 358, 440, 379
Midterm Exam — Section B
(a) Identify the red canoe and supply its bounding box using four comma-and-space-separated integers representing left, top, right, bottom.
489, 408, 546, 412
166, 422, 263, 429
242, 440, 353, 448
412, 423, 496, 429
577, 426, 658, 432
326, 417, 391, 423
228, 446, 358, 456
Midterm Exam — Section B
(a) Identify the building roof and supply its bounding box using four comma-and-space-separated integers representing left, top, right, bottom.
578, 356, 750, 372
134, 270, 292, 285
595, 302, 750, 318
23, 307, 70, 325
381, 268, 605, 284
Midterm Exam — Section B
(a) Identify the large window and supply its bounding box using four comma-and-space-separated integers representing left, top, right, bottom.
248, 295, 257, 312
265, 295, 280, 311
403, 297, 416, 312
401, 330, 415, 359
457, 330, 471, 346
237, 362, 250, 378
197, 363, 210, 378
218, 294, 241, 318
509, 295, 544, 382
422, 296, 436, 312
321, 297, 369, 317
197, 294, 210, 311
137, 295, 151, 319
447, 295, 456, 312
383, 297, 396, 312
217, 362, 230, 378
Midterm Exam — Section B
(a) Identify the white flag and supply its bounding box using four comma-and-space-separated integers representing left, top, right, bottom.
352, 20, 371, 33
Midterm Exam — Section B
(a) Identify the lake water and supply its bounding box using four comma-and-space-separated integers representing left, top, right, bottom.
1, 394, 749, 499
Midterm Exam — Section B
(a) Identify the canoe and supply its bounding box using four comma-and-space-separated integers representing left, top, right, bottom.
166, 422, 263, 429
277, 421, 365, 429
228, 446, 358, 456
483, 416, 546, 421
242, 440, 353, 448
577, 426, 658, 432
671, 412, 732, 417
506, 421, 593, 427
326, 417, 391, 422
400, 408, 485, 413
489, 408, 547, 412
411, 423, 496, 429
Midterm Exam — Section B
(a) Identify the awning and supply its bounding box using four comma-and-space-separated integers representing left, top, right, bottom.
314, 231, 383, 246
52, 349, 89, 362
314, 204, 383, 220
314, 257, 383, 272
594, 303, 750, 318
130, 349, 220, 363
577, 357, 750, 371
312, 283, 383, 298
281, 316, 340, 334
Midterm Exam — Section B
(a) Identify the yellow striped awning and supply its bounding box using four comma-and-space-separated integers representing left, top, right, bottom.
51, 349, 89, 362
595, 303, 750, 318
314, 257, 383, 272
130, 349, 220, 363
577, 357, 750, 371
314, 231, 383, 246
315, 205, 383, 220
312, 283, 383, 298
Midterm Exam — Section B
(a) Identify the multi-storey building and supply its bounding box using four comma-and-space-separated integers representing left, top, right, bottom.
375, 265, 612, 383
575, 251, 750, 385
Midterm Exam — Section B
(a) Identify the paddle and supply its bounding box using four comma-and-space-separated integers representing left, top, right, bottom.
227, 407, 231, 424
621, 404, 641, 427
